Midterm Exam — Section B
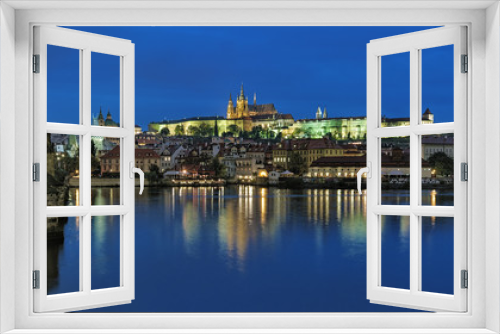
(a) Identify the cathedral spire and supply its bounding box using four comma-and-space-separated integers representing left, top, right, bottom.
254, 92, 257, 106
316, 106, 322, 119
239, 83, 245, 100
323, 107, 328, 119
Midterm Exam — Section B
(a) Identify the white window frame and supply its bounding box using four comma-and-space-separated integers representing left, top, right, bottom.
0, 1, 499, 333
366, 26, 468, 312
33, 25, 136, 313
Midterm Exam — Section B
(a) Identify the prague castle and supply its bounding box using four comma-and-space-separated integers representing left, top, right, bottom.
148, 84, 434, 140
227, 84, 278, 119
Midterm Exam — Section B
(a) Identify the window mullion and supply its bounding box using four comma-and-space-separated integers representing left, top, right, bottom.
81, 48, 92, 294
409, 47, 420, 294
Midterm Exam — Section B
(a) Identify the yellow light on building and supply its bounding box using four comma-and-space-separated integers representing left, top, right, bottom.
258, 170, 268, 177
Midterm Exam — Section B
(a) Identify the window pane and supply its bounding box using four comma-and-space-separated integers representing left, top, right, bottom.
47, 45, 80, 124
47, 217, 80, 295
381, 136, 410, 205
91, 215, 121, 290
421, 45, 454, 124
421, 216, 454, 294
381, 215, 410, 290
91, 137, 120, 205
381, 52, 410, 127
91, 52, 120, 127
421, 133, 454, 206
47, 133, 80, 206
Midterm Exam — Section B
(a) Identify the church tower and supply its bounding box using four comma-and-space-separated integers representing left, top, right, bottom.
422, 108, 434, 123
316, 107, 322, 119
236, 84, 249, 118
98, 107, 105, 126
323, 107, 328, 119
227, 93, 235, 119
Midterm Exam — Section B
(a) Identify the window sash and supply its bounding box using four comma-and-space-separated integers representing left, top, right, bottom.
32, 25, 136, 313
366, 26, 467, 312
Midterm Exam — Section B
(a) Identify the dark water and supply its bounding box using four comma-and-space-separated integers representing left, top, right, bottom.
48, 186, 454, 312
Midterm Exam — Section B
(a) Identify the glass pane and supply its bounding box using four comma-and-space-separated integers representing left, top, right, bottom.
92, 52, 120, 127
421, 133, 454, 206
47, 133, 80, 206
47, 216, 80, 295
381, 136, 410, 205
421, 45, 454, 124
381, 52, 410, 127
381, 215, 410, 290
421, 216, 454, 294
91, 215, 121, 290
91, 137, 120, 205
47, 45, 80, 124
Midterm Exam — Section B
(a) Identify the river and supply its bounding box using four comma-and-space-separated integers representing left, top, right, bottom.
47, 186, 454, 312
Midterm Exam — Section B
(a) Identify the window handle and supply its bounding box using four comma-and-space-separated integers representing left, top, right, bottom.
130, 162, 144, 195
356, 162, 371, 195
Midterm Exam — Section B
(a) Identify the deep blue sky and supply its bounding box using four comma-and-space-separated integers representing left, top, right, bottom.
47, 26, 454, 129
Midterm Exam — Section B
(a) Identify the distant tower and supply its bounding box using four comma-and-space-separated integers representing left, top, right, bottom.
422, 108, 434, 123
236, 83, 249, 118
107, 109, 112, 120
254, 92, 257, 106
323, 107, 328, 119
316, 107, 322, 119
227, 93, 235, 119
98, 107, 105, 126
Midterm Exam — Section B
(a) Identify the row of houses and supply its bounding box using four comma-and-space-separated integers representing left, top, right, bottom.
97, 133, 453, 181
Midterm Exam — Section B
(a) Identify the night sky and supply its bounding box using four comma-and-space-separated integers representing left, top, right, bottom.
48, 26, 454, 129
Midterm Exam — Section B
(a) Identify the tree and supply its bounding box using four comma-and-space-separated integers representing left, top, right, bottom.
288, 152, 308, 175
187, 125, 201, 137
199, 122, 213, 137
251, 125, 263, 139
91, 139, 97, 157
292, 128, 303, 138
160, 127, 170, 137
303, 128, 313, 138
174, 124, 185, 136
275, 132, 283, 141
227, 124, 241, 136
148, 164, 161, 185
427, 152, 454, 177
209, 157, 226, 178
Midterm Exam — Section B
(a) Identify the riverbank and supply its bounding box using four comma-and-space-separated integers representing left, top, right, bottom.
70, 177, 453, 190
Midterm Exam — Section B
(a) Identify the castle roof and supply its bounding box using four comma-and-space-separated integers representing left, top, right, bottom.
421, 135, 454, 145
248, 103, 276, 113
273, 138, 343, 151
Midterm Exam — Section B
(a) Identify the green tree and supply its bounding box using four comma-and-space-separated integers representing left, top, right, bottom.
91, 139, 97, 157
174, 124, 185, 136
210, 157, 226, 178
427, 152, 454, 177
227, 124, 241, 136
187, 125, 201, 137
292, 128, 303, 138
148, 164, 161, 185
199, 123, 213, 137
303, 128, 313, 138
160, 127, 170, 136
288, 152, 308, 175
251, 125, 263, 139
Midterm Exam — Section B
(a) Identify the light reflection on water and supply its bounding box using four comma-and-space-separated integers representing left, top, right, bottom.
49, 186, 453, 312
